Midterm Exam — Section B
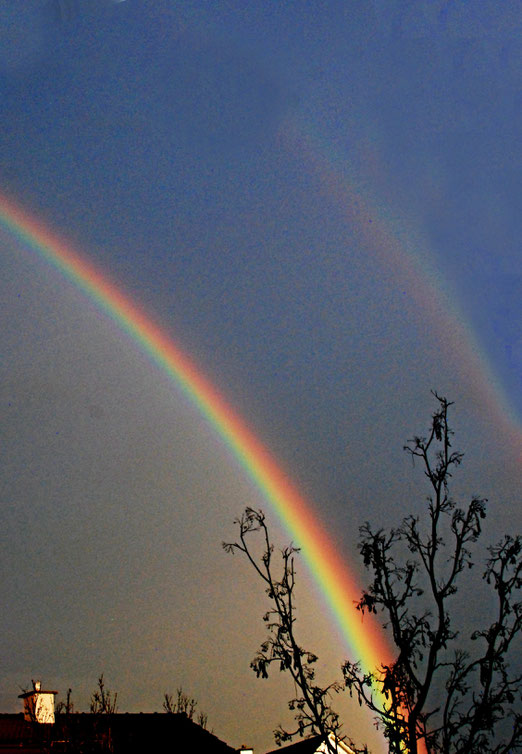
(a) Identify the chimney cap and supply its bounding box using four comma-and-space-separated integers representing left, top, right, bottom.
19, 682, 58, 699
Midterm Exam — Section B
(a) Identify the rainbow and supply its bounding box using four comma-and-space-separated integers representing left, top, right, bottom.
0, 194, 391, 681
282, 121, 522, 458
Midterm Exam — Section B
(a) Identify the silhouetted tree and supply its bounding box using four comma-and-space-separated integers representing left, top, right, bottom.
163, 687, 208, 729
89, 675, 118, 753
343, 394, 522, 753
223, 509, 346, 754
90, 674, 118, 715
56, 688, 74, 716
226, 394, 522, 754
55, 688, 78, 752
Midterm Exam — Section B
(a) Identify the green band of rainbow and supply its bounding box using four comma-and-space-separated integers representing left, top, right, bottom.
1, 194, 390, 681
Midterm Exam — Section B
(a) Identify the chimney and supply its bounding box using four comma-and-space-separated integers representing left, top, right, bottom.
19, 680, 58, 724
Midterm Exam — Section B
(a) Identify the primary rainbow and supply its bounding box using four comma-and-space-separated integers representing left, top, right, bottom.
0, 193, 390, 678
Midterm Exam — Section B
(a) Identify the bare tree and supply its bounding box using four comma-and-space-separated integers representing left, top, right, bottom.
89, 674, 118, 753
226, 395, 521, 753
342, 394, 522, 753
223, 509, 348, 754
90, 675, 118, 715
163, 687, 208, 729
55, 688, 74, 716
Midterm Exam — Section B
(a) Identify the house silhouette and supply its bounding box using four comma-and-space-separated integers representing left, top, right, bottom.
0, 710, 238, 753
0, 682, 354, 753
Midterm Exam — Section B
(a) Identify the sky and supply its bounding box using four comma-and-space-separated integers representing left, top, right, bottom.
0, 1, 521, 752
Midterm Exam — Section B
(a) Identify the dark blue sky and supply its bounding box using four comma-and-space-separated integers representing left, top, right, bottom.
1, 2, 520, 752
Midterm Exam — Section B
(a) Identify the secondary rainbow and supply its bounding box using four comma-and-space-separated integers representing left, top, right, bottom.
284, 120, 522, 456
0, 193, 390, 677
